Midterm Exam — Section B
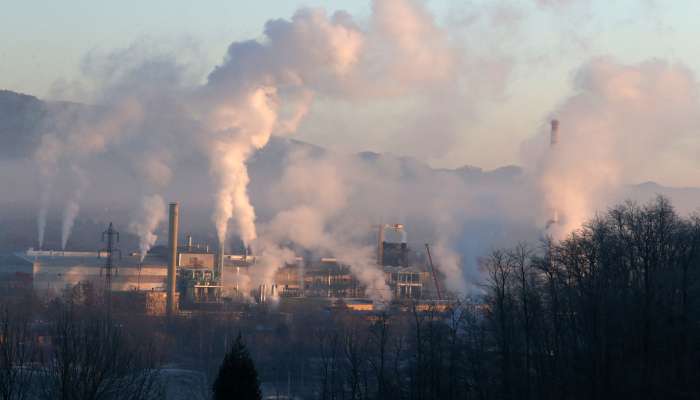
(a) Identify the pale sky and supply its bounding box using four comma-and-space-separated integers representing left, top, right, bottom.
1, 0, 699, 173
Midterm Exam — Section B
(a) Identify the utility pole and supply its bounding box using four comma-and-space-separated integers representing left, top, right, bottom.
99, 222, 121, 313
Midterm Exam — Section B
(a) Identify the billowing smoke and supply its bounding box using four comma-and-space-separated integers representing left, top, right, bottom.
251, 150, 392, 303
204, 88, 278, 246
199, 0, 491, 298
129, 194, 166, 261
199, 7, 364, 248
524, 58, 700, 238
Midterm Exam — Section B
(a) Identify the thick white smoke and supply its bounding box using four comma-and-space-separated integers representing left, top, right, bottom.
253, 151, 393, 303
204, 88, 278, 245
199, 7, 364, 248
129, 194, 166, 261
200, 0, 490, 299
524, 58, 700, 238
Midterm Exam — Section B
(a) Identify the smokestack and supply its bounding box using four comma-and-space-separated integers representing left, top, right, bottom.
550, 119, 560, 147
259, 284, 266, 303
547, 120, 561, 229
186, 234, 193, 251
167, 202, 179, 318
216, 240, 225, 283
377, 224, 385, 266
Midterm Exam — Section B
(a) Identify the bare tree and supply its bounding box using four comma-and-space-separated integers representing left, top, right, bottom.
0, 305, 35, 400
39, 302, 161, 400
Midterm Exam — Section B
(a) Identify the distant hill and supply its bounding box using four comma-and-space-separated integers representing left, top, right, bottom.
0, 90, 47, 158
0, 90, 86, 159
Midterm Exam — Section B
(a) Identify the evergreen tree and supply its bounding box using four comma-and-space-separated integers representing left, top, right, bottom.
213, 333, 262, 400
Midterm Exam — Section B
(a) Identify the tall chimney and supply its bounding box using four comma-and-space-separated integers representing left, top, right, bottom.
377, 224, 385, 266
166, 202, 179, 317
548, 120, 560, 228
550, 119, 560, 147
216, 240, 225, 283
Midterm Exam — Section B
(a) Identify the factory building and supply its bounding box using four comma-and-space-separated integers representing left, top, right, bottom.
265, 258, 364, 299
14, 249, 168, 294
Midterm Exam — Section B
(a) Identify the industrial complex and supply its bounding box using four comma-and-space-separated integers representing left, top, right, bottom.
2, 203, 448, 316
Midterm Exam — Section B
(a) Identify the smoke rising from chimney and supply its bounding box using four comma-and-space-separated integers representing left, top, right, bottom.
200, 7, 364, 247
129, 194, 166, 261
37, 185, 51, 249
60, 165, 88, 250
526, 57, 700, 238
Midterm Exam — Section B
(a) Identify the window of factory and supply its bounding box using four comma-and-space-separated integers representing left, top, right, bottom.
412, 287, 422, 299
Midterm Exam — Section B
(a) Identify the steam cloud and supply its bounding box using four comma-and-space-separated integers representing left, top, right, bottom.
37, 186, 51, 250
525, 58, 700, 238
34, 133, 62, 249
255, 151, 394, 303
200, 6, 364, 247
60, 165, 88, 250
129, 194, 166, 261
195, 0, 484, 297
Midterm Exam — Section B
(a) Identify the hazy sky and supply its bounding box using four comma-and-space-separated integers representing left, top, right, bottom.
1, 0, 699, 175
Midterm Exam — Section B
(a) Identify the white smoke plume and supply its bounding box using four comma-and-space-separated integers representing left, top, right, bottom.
129, 194, 167, 261
34, 133, 63, 249
204, 88, 278, 245
37, 187, 51, 250
195, 0, 486, 299
524, 57, 700, 238
34, 97, 144, 249
253, 151, 396, 304
199, 6, 364, 248
61, 165, 88, 250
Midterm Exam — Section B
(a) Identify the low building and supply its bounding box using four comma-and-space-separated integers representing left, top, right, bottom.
15, 249, 168, 294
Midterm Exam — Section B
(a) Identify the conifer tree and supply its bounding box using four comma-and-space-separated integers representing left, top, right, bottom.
213, 333, 262, 400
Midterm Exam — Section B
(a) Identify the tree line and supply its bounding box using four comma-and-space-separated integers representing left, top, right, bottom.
309, 197, 700, 400
1, 196, 698, 400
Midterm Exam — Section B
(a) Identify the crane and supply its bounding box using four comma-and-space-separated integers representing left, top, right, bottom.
424, 243, 442, 301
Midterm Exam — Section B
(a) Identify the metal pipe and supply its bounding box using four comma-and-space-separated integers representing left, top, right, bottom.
167, 202, 179, 317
